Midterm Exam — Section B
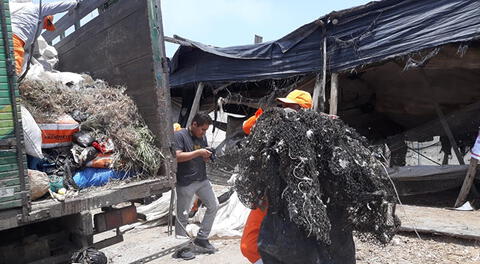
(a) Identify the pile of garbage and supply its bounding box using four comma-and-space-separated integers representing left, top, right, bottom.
19, 76, 162, 198
235, 108, 399, 244
18, 66, 162, 200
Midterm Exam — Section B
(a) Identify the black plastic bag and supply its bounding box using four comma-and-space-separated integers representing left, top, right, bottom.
71, 248, 107, 264
73, 131, 95, 148
258, 208, 355, 264
71, 109, 89, 123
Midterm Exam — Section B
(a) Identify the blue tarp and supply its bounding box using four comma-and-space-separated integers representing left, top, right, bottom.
73, 168, 129, 189
170, 0, 480, 88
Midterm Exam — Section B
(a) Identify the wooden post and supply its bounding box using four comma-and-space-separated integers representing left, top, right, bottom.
254, 35, 263, 44
329, 73, 338, 115
167, 187, 175, 236
186, 82, 204, 128
455, 158, 478, 207
73, 9, 81, 30
312, 73, 321, 111
435, 104, 465, 165
313, 37, 327, 112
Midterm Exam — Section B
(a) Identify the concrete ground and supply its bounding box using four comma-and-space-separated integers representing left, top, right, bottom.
99, 224, 480, 264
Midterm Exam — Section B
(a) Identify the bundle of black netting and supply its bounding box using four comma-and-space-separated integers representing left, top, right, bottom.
235, 108, 400, 245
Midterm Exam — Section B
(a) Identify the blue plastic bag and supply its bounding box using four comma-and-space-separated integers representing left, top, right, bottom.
73, 168, 129, 189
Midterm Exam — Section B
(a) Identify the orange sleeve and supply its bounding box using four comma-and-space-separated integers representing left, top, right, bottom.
242, 108, 263, 135
240, 208, 267, 263
13, 35, 25, 75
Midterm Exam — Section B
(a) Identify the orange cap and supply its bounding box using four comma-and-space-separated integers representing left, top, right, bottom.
276, 89, 312, 109
43, 16, 56, 31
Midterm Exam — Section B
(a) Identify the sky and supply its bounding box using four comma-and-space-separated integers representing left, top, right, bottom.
32, 0, 372, 57
161, 0, 371, 57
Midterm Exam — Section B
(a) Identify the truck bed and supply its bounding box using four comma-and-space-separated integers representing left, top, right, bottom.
0, 177, 171, 231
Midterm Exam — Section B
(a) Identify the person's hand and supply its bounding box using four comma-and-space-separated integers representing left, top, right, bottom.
196, 149, 212, 159
320, 112, 339, 119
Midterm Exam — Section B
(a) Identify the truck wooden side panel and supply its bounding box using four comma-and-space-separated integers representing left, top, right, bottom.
0, 0, 29, 213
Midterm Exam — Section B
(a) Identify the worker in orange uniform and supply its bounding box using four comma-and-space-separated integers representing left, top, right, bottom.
10, 0, 79, 74
240, 89, 313, 264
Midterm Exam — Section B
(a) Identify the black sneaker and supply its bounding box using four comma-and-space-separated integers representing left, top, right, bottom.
193, 238, 216, 251
173, 247, 195, 260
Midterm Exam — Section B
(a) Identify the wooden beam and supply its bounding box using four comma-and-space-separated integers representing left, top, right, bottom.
455, 158, 478, 208
167, 187, 175, 236
164, 36, 193, 47
312, 74, 321, 112
186, 82, 204, 128
329, 73, 338, 115
435, 104, 465, 165
313, 37, 327, 112
222, 98, 262, 109
212, 82, 232, 95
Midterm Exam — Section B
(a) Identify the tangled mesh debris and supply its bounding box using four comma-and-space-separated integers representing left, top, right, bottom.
19, 78, 163, 177
235, 108, 399, 244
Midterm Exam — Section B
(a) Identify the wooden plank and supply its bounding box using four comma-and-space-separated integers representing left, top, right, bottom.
0, 163, 18, 172
313, 37, 327, 112
0, 97, 12, 104
12, 179, 173, 230
0, 190, 20, 202
0, 112, 12, 120
186, 82, 204, 128
329, 73, 338, 115
455, 158, 478, 207
398, 204, 480, 241
0, 177, 20, 187
0, 171, 19, 180
312, 74, 322, 112
0, 199, 21, 210
0, 127, 13, 138
0, 155, 17, 165
0, 119, 13, 128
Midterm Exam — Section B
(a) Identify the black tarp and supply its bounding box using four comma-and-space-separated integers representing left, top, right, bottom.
170, 0, 480, 88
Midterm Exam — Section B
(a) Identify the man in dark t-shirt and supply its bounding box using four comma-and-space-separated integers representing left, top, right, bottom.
174, 113, 219, 251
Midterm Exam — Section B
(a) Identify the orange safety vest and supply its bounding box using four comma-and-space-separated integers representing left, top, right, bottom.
12, 34, 25, 75
241, 108, 266, 263
241, 208, 267, 263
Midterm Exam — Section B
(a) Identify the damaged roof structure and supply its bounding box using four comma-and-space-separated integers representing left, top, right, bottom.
170, 0, 480, 86
169, 0, 480, 202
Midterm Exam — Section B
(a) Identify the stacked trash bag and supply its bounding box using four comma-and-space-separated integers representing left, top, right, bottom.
23, 105, 127, 201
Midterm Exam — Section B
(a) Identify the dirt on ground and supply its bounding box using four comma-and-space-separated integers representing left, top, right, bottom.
99, 225, 480, 264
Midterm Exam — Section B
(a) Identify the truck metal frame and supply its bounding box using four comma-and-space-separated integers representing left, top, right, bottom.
0, 0, 175, 263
